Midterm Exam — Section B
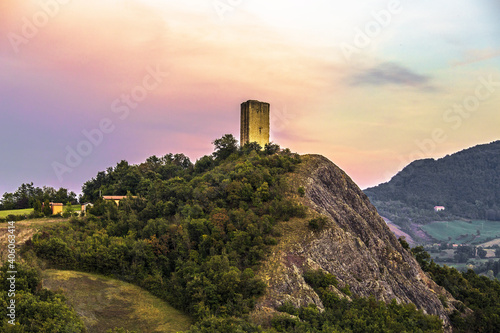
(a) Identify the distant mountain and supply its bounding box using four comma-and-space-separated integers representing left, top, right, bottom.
364, 141, 500, 226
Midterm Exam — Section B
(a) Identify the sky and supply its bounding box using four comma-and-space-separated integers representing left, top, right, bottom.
1, 0, 499, 196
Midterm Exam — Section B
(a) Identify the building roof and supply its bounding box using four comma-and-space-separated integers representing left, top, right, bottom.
50, 202, 64, 206
102, 195, 137, 200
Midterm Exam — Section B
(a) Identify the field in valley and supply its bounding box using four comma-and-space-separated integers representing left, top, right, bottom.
420, 220, 500, 245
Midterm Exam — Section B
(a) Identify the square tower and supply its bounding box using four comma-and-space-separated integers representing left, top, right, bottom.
240, 100, 270, 147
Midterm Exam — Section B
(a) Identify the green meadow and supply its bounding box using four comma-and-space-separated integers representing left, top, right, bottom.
0, 205, 81, 218
42, 270, 191, 333
421, 220, 500, 245
0, 208, 33, 218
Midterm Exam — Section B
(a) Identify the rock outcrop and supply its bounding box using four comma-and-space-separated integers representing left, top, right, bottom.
252, 155, 456, 330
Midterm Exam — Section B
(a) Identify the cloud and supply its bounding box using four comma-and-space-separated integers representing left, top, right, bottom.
348, 62, 433, 89
452, 48, 500, 67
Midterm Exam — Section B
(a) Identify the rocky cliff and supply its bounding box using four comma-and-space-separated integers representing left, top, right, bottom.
251, 155, 456, 329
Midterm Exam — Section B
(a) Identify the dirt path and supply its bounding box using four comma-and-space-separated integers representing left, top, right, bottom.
382, 217, 416, 246
410, 223, 434, 243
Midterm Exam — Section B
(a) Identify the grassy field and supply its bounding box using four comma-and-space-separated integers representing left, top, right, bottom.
479, 238, 500, 247
0, 208, 33, 218
0, 218, 71, 260
421, 220, 500, 245
0, 205, 81, 218
433, 259, 494, 272
42, 270, 191, 333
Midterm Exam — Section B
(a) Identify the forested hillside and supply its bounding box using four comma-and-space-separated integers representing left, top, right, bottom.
21, 135, 448, 332
364, 141, 500, 228
32, 136, 300, 321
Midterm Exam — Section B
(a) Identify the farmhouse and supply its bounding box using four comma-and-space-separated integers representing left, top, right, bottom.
103, 195, 137, 206
80, 202, 93, 216
49, 202, 64, 215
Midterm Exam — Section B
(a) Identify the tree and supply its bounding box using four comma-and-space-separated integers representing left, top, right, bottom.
1, 192, 16, 210
240, 142, 261, 154
33, 199, 42, 217
13, 182, 36, 209
411, 246, 431, 270
264, 142, 280, 155
398, 237, 410, 250
477, 247, 488, 259
195, 155, 215, 174
212, 134, 238, 161
43, 199, 52, 216
173, 153, 193, 169
63, 201, 75, 218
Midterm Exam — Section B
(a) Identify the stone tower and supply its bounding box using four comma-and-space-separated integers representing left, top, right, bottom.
240, 100, 270, 147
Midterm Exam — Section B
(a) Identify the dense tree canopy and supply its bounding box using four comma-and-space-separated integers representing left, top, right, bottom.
29, 136, 306, 323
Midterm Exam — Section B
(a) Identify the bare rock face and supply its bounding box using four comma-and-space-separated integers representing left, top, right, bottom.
252, 155, 455, 329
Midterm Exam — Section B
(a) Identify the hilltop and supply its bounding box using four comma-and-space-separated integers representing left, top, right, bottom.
12, 136, 500, 332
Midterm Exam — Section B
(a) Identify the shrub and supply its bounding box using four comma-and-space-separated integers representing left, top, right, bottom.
308, 217, 328, 232
298, 186, 305, 197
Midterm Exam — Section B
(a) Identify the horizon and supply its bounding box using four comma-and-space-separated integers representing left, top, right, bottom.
3, 132, 497, 197
1, 0, 500, 196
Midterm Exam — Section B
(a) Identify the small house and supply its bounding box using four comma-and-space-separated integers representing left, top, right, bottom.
50, 202, 64, 215
434, 206, 445, 212
103, 195, 137, 206
81, 203, 93, 216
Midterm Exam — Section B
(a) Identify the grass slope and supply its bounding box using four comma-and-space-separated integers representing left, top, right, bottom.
42, 270, 191, 333
0, 207, 33, 218
421, 220, 500, 245
0, 218, 70, 261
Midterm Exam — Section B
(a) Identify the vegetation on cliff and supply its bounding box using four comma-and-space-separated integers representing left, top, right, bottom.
271, 269, 442, 333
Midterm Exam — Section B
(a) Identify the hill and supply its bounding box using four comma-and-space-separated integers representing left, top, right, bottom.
20, 137, 458, 332
250, 154, 454, 329
364, 141, 500, 231
6, 137, 500, 331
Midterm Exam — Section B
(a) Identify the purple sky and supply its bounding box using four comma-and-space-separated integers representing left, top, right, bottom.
1, 0, 500, 196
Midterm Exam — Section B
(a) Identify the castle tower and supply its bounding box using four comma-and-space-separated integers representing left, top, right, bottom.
240, 100, 270, 147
